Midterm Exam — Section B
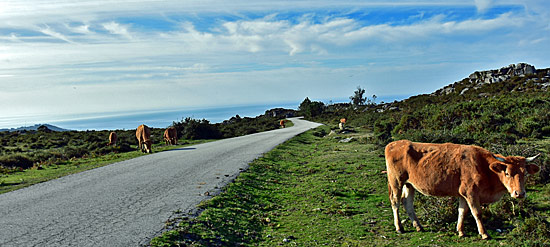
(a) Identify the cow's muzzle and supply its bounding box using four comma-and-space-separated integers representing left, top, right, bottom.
512, 190, 526, 198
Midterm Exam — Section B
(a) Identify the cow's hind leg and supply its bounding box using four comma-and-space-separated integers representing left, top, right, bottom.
457, 197, 469, 237
388, 179, 404, 233
402, 183, 423, 232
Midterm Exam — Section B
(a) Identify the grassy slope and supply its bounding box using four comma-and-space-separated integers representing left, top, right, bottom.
151, 125, 549, 247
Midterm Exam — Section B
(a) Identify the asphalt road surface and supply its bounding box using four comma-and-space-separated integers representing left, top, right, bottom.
0, 117, 322, 246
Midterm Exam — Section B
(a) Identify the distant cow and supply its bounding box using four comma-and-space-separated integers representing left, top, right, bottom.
164, 127, 178, 145
107, 132, 117, 146
136, 124, 152, 153
385, 140, 540, 239
339, 118, 347, 130
280, 120, 285, 128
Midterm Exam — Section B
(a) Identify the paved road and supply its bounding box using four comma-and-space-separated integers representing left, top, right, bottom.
0, 117, 322, 246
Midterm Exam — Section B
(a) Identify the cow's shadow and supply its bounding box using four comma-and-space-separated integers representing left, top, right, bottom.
166, 147, 196, 151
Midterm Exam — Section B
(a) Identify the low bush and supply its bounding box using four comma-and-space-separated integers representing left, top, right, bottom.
0, 154, 34, 170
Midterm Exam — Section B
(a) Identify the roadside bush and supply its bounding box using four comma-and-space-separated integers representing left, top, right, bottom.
0, 154, 34, 169
175, 118, 222, 140
63, 146, 88, 159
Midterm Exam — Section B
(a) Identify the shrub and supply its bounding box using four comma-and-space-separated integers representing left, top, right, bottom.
0, 154, 34, 170
63, 146, 88, 159
173, 117, 222, 140
372, 119, 394, 146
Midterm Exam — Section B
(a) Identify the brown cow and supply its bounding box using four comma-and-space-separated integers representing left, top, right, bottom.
280, 120, 285, 128
136, 124, 152, 153
107, 132, 117, 146
339, 118, 347, 130
385, 140, 540, 239
164, 127, 178, 145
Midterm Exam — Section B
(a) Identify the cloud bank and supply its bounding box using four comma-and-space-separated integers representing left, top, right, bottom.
0, 0, 549, 128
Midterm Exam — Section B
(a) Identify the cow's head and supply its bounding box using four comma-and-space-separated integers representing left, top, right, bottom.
145, 140, 152, 153
490, 154, 540, 198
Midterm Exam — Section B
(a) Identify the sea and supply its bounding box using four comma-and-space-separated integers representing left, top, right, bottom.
2, 95, 409, 131
48, 102, 300, 131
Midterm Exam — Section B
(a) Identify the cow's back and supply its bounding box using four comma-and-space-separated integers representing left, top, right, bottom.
167, 127, 176, 138
136, 125, 151, 141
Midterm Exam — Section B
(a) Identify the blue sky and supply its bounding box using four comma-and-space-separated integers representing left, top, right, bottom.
1, 0, 549, 129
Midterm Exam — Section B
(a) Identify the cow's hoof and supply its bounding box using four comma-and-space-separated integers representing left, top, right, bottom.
458, 232, 465, 238
481, 234, 491, 240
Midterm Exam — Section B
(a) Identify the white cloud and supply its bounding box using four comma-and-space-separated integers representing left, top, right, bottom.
68, 24, 92, 34
474, 0, 493, 13
39, 25, 74, 43
102, 21, 133, 39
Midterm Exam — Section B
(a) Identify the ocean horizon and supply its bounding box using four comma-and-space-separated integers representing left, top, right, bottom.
1, 95, 409, 131
48, 102, 300, 131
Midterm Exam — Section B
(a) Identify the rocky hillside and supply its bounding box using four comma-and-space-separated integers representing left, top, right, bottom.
433, 63, 550, 96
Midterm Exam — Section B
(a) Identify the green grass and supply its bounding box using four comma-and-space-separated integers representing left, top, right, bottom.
151, 125, 550, 246
0, 140, 210, 194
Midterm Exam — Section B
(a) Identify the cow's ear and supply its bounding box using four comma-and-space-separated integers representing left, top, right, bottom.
490, 162, 507, 173
527, 164, 540, 175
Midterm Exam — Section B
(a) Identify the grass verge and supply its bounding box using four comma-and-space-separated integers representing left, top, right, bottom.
151, 125, 550, 246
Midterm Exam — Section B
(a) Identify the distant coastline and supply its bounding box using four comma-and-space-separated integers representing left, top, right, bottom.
0, 95, 410, 131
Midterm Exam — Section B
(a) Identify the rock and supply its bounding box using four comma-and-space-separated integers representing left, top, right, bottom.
339, 137, 354, 143
437, 63, 539, 96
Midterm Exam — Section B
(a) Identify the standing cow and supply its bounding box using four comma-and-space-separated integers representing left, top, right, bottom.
136, 124, 152, 153
107, 132, 117, 146
280, 120, 286, 128
164, 127, 178, 145
339, 118, 347, 130
385, 140, 540, 239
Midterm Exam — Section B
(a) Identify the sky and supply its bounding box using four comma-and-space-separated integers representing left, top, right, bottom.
1, 0, 549, 129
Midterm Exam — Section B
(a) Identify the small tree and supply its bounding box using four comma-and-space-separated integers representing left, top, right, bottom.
350, 86, 367, 107
299, 97, 325, 117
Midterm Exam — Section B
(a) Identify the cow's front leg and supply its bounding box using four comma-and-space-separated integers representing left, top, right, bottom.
465, 196, 489, 239
457, 197, 469, 237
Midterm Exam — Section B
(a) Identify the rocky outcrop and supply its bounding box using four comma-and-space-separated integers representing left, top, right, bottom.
468, 63, 536, 84
434, 63, 550, 95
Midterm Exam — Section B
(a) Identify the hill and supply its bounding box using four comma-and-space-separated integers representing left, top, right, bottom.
305, 63, 549, 148
0, 123, 70, 133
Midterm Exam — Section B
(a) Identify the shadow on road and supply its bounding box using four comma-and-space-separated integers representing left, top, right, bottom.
166, 147, 197, 151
